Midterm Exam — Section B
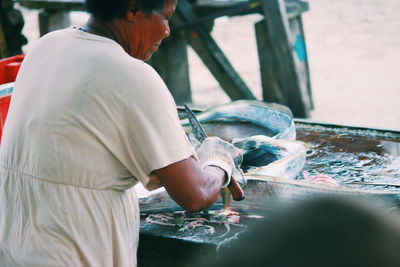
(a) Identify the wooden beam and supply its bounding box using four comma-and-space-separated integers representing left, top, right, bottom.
255, 19, 284, 104
17, 0, 85, 11
260, 0, 311, 118
298, 16, 313, 109
176, 0, 256, 100
0, 23, 7, 59
149, 24, 192, 105
38, 10, 70, 36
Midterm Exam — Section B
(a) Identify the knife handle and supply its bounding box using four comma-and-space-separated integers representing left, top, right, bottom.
227, 177, 245, 201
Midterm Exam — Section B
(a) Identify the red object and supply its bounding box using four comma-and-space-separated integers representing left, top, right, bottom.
0, 54, 25, 84
0, 54, 25, 142
0, 95, 11, 137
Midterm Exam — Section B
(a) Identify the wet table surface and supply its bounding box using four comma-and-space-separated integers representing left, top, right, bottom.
296, 122, 400, 191
138, 121, 400, 266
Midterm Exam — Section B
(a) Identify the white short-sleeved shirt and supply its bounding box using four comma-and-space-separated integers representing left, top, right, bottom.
0, 27, 195, 266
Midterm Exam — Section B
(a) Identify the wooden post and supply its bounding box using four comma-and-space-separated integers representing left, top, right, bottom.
260, 0, 311, 118
255, 19, 285, 104
38, 10, 70, 36
149, 23, 192, 105
297, 17, 313, 109
176, 0, 256, 100
0, 23, 7, 59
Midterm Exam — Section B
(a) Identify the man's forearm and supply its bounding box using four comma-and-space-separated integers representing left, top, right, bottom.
154, 157, 226, 212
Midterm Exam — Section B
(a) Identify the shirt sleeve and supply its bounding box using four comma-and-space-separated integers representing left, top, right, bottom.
111, 62, 196, 190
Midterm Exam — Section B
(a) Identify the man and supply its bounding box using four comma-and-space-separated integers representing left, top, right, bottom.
0, 0, 241, 266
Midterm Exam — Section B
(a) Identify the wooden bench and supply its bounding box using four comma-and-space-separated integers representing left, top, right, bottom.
15, 0, 312, 117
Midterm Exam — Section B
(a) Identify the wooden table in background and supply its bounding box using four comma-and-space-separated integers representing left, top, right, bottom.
15, 0, 313, 117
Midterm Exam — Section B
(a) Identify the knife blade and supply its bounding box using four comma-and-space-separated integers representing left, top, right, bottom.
184, 104, 245, 201
184, 104, 207, 143
184, 104, 243, 166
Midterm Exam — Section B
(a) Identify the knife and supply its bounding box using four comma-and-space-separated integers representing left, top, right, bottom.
184, 104, 245, 201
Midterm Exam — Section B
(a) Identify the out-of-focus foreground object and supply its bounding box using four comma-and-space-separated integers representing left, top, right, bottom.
200, 196, 400, 267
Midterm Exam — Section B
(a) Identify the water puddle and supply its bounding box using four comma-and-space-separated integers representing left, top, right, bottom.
297, 128, 400, 192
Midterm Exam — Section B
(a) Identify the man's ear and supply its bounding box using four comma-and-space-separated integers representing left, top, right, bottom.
126, 9, 138, 22
126, 0, 140, 22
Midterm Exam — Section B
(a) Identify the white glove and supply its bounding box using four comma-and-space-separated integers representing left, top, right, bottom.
195, 136, 243, 187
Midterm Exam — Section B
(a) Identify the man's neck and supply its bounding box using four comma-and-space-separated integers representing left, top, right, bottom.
81, 17, 117, 42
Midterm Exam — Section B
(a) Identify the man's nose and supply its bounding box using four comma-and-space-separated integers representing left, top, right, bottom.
165, 24, 171, 38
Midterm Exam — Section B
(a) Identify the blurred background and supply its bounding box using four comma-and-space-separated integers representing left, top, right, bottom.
15, 0, 400, 130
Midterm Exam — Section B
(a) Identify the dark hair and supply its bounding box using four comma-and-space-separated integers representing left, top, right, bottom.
85, 0, 167, 21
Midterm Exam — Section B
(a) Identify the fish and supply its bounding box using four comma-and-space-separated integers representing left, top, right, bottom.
180, 100, 296, 141
180, 100, 308, 181
232, 135, 308, 179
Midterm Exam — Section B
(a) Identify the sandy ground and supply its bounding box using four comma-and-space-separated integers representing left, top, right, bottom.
18, 0, 400, 130
303, 0, 400, 130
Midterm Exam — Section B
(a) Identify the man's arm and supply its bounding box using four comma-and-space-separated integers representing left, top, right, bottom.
153, 156, 226, 212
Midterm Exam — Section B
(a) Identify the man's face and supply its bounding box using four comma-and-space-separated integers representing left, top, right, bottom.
129, 0, 177, 61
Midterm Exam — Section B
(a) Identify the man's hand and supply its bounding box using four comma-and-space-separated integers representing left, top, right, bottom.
195, 136, 243, 186
152, 137, 243, 212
